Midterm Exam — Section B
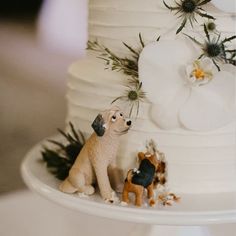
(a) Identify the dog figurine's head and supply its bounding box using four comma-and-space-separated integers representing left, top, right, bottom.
138, 152, 159, 171
139, 151, 166, 187
92, 106, 132, 137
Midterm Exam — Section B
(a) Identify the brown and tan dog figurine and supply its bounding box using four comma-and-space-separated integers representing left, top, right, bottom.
59, 106, 131, 202
122, 152, 159, 207
146, 140, 167, 190
153, 152, 166, 190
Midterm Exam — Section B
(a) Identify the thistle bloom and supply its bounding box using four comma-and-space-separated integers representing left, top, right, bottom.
205, 21, 217, 33
185, 25, 236, 71
112, 82, 146, 117
139, 40, 235, 131
163, 0, 215, 34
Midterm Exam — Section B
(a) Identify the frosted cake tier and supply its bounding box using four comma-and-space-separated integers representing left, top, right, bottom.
88, 0, 235, 53
66, 53, 236, 194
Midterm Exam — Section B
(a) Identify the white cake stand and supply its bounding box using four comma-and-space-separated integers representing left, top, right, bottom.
21, 138, 236, 236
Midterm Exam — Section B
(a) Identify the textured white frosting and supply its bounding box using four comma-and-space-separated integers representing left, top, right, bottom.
89, 0, 236, 53
66, 0, 236, 193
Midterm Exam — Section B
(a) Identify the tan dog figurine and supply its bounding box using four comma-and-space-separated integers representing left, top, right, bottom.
59, 106, 132, 202
122, 152, 159, 207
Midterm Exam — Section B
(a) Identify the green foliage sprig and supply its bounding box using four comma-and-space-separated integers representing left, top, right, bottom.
42, 122, 84, 180
88, 34, 160, 117
87, 33, 154, 78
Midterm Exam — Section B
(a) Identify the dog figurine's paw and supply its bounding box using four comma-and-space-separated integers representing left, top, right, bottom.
77, 192, 89, 198
105, 191, 119, 204
149, 198, 156, 207
83, 185, 95, 195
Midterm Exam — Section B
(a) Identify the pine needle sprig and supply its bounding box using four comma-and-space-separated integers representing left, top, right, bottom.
88, 34, 160, 117
88, 40, 139, 77
87, 34, 156, 79
41, 122, 84, 180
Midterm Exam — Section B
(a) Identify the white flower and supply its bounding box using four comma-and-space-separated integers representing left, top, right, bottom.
139, 40, 235, 131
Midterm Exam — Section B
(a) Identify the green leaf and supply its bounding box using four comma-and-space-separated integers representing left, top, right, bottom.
222, 35, 236, 44
136, 101, 140, 117
42, 123, 85, 180
123, 42, 140, 56
198, 0, 212, 6
139, 33, 145, 48
176, 18, 187, 34
184, 33, 202, 46
69, 122, 79, 141
227, 58, 236, 66
129, 103, 135, 118
212, 59, 221, 71
65, 144, 82, 161
111, 96, 124, 104
198, 54, 204, 60
197, 11, 215, 20
57, 129, 75, 143
47, 139, 65, 149
203, 24, 210, 41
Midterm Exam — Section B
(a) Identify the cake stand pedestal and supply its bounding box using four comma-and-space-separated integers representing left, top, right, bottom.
21, 139, 236, 236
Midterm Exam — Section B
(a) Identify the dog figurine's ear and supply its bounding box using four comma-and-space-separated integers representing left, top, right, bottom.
138, 152, 146, 162
91, 114, 106, 137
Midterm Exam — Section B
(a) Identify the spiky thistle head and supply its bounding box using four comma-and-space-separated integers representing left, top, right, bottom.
163, 0, 215, 34
185, 24, 236, 71
112, 82, 146, 118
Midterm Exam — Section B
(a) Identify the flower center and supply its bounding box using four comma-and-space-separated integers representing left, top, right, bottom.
207, 22, 216, 31
193, 68, 205, 80
206, 43, 221, 57
182, 0, 196, 13
128, 91, 138, 101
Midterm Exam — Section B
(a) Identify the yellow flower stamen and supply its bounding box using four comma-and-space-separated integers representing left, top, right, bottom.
193, 68, 205, 80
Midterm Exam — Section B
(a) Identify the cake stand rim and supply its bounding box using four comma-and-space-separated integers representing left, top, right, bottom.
21, 136, 236, 226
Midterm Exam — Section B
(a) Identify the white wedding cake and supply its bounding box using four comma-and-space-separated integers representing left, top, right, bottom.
66, 0, 236, 194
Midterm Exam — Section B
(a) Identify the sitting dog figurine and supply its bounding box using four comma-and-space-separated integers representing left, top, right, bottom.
59, 106, 132, 202
122, 152, 159, 207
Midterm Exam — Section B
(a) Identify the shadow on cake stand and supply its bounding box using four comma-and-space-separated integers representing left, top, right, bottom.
21, 139, 236, 236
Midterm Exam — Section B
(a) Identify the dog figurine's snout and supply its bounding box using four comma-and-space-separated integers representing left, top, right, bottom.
126, 120, 132, 126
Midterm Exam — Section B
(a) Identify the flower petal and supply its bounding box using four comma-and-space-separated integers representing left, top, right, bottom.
151, 86, 190, 129
200, 58, 215, 72
179, 70, 235, 131
139, 40, 197, 129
